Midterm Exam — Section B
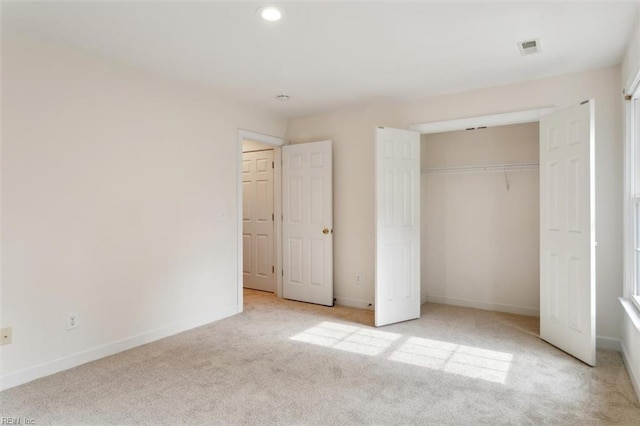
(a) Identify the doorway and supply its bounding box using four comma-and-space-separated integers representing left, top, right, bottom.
236, 131, 335, 312
242, 142, 276, 293
420, 122, 540, 317
236, 130, 284, 312
408, 107, 554, 319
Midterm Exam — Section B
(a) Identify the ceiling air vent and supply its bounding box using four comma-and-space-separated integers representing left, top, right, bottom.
518, 38, 541, 56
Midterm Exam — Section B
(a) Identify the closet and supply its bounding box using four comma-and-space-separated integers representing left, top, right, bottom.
421, 122, 540, 316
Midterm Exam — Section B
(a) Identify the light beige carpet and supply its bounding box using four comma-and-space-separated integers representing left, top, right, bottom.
1, 289, 639, 425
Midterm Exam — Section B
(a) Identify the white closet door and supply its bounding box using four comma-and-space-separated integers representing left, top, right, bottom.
242, 150, 275, 292
539, 101, 596, 366
375, 127, 421, 327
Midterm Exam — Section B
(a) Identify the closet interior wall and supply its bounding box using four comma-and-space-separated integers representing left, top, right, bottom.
421, 122, 541, 316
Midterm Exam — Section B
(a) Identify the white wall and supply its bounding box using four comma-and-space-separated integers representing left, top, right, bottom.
420, 123, 539, 168
622, 17, 640, 92
421, 123, 540, 316
286, 65, 623, 342
0, 34, 286, 390
621, 17, 640, 400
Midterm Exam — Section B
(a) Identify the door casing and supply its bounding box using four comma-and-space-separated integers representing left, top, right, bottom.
405, 107, 555, 311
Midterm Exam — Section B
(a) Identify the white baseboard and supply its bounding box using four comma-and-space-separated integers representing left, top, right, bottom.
596, 336, 621, 351
0, 305, 238, 392
621, 341, 640, 403
334, 297, 373, 310
425, 294, 540, 317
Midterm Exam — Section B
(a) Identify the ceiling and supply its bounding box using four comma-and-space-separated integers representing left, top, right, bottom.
2, 1, 639, 118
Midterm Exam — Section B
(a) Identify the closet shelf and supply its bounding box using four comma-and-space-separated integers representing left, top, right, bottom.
422, 162, 539, 175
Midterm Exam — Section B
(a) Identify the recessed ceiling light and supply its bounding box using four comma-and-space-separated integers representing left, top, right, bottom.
257, 6, 282, 22
277, 95, 290, 102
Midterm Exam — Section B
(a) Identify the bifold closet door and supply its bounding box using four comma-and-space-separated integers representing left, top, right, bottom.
539, 100, 595, 366
375, 127, 421, 327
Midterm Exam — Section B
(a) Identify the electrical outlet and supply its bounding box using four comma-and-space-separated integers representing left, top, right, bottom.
66, 313, 79, 330
356, 273, 363, 284
1, 327, 12, 345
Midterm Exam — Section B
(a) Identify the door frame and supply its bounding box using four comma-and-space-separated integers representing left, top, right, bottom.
407, 106, 557, 309
241, 148, 276, 293
237, 129, 286, 313
408, 106, 557, 135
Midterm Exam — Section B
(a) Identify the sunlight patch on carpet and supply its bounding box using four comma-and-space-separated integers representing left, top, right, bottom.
388, 336, 513, 384
290, 321, 401, 356
291, 322, 513, 384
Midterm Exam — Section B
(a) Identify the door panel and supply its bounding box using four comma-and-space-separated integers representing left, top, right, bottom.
242, 150, 275, 292
375, 127, 421, 327
282, 141, 333, 306
540, 101, 595, 366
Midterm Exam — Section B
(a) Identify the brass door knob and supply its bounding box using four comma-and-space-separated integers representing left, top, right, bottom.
322, 228, 330, 234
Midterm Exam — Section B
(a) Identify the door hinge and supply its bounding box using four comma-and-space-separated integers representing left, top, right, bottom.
272, 266, 275, 273
272, 161, 274, 169
272, 213, 274, 221
625, 94, 633, 101
282, 270, 284, 277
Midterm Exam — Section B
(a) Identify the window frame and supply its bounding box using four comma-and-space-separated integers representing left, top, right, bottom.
633, 196, 640, 312
625, 77, 640, 313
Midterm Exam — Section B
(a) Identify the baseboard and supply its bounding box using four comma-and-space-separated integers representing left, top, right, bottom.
425, 294, 539, 317
334, 297, 373, 310
596, 335, 621, 351
621, 340, 640, 402
0, 305, 238, 392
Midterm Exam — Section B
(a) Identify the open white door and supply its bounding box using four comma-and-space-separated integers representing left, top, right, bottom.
375, 127, 421, 327
282, 141, 333, 306
540, 100, 596, 366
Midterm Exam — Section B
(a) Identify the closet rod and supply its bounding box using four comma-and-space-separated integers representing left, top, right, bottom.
422, 162, 539, 175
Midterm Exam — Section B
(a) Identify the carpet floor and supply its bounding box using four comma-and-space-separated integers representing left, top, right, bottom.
1, 289, 639, 425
